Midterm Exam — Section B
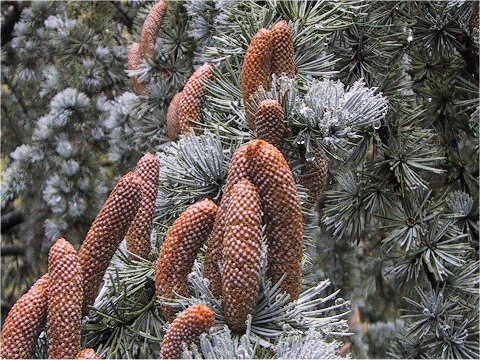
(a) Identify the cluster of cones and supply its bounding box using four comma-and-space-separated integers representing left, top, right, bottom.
1, 140, 303, 358
241, 20, 329, 200
127, 0, 213, 141
153, 139, 303, 335
2, 8, 331, 360
129, 1, 329, 200
0, 153, 159, 359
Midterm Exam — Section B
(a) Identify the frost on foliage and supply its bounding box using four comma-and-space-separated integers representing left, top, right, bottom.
40, 65, 60, 97
43, 15, 76, 36
182, 317, 345, 359
393, 288, 480, 359
445, 191, 478, 240
33, 88, 91, 139
248, 74, 298, 121
182, 321, 258, 359
84, 243, 164, 359
155, 132, 233, 222
185, 0, 234, 52
446, 191, 476, 218
4, 86, 113, 245
294, 79, 388, 147
0, 162, 28, 209
161, 260, 351, 345
97, 93, 137, 164
276, 328, 344, 359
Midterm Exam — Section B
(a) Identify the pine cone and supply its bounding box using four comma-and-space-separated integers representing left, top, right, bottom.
140, 1, 168, 59
160, 304, 215, 359
127, 153, 160, 260
271, 20, 296, 78
206, 140, 303, 300
177, 63, 213, 134
300, 146, 329, 201
0, 274, 49, 359
76, 348, 101, 359
156, 199, 218, 321
79, 172, 142, 311
222, 179, 262, 332
128, 42, 145, 95
241, 28, 273, 129
247, 140, 303, 300
203, 145, 249, 297
254, 99, 286, 148
209, 140, 303, 300
47, 238, 83, 359
166, 92, 183, 140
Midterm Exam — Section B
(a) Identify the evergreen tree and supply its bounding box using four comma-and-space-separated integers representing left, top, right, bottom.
1, 1, 478, 359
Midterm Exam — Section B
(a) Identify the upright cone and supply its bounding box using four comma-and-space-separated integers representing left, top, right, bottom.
160, 304, 215, 359
166, 92, 183, 140
203, 145, 250, 297
128, 42, 145, 95
79, 172, 142, 310
166, 63, 213, 139
248, 140, 303, 299
254, 99, 286, 148
222, 179, 262, 331
271, 20, 296, 78
241, 29, 273, 129
300, 145, 329, 201
127, 153, 160, 260
47, 238, 83, 359
178, 63, 214, 134
156, 199, 217, 321
206, 140, 303, 300
0, 274, 49, 359
140, 1, 168, 59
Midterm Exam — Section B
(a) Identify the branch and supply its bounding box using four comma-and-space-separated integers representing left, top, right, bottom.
110, 1, 133, 32
1, 209, 24, 233
1, 1, 29, 47
1, 245, 26, 256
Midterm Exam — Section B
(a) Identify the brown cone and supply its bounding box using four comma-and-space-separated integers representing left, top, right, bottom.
300, 146, 329, 201
205, 140, 303, 300
254, 99, 286, 148
76, 348, 102, 359
247, 140, 303, 300
166, 92, 183, 140
79, 172, 142, 311
203, 145, 250, 297
222, 179, 262, 331
47, 238, 83, 359
160, 304, 215, 359
155, 199, 218, 321
128, 42, 145, 95
177, 63, 214, 134
271, 20, 296, 78
127, 153, 160, 260
0, 274, 49, 359
140, 1, 168, 59
241, 29, 273, 129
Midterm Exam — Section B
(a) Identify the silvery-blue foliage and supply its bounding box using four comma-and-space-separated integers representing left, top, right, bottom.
160, 260, 351, 345
182, 321, 258, 359
294, 79, 388, 147
155, 131, 235, 223
276, 328, 344, 359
